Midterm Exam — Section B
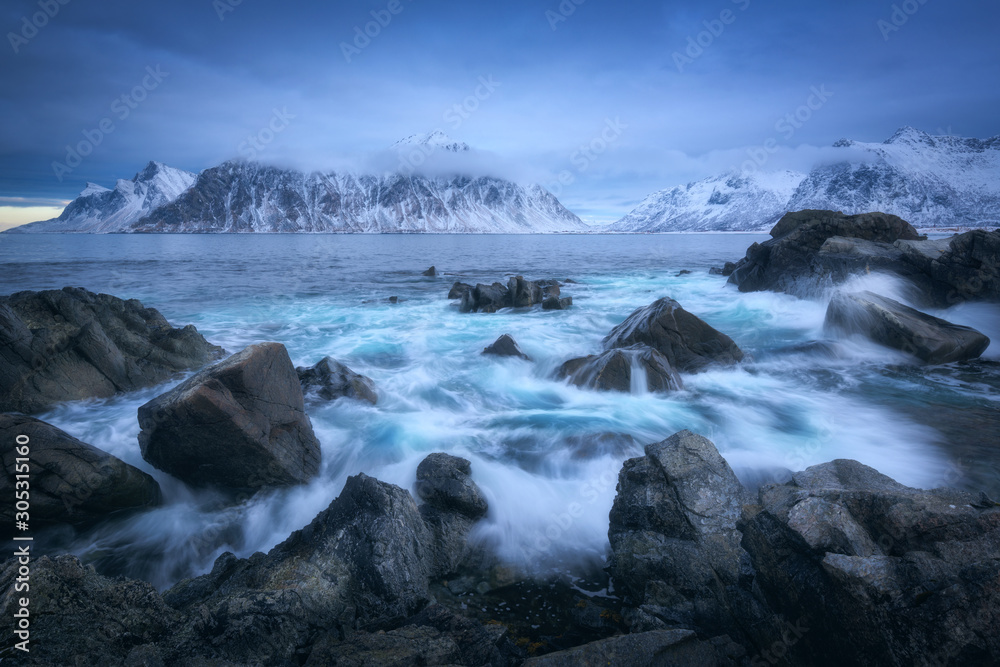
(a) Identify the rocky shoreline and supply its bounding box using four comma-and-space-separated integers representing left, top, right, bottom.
1, 210, 998, 665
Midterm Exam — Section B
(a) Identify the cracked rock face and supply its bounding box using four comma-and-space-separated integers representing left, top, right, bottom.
138, 342, 321, 490
0, 287, 223, 413
608, 431, 759, 638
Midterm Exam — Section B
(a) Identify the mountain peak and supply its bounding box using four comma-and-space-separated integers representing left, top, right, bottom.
79, 182, 110, 197
884, 126, 933, 145
392, 130, 471, 153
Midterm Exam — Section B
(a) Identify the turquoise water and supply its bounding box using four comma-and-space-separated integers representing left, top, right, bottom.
1, 233, 997, 588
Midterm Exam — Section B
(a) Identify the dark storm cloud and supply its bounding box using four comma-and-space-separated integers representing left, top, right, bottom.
1, 0, 997, 222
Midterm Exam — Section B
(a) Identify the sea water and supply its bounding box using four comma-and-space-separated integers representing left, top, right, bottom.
1, 233, 997, 589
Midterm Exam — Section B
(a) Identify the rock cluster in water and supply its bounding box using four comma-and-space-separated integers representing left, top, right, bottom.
450, 276, 571, 313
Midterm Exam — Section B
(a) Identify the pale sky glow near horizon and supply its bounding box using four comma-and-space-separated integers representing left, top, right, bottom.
1, 0, 998, 229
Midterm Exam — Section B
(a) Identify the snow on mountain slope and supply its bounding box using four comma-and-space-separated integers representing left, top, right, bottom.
612, 128, 1000, 232
787, 127, 1000, 227
391, 130, 471, 154
9, 162, 196, 233
128, 160, 585, 233
610, 170, 806, 232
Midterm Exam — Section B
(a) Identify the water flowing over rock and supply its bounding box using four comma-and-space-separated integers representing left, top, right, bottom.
542, 296, 573, 310
824, 291, 990, 364
482, 334, 531, 360
0, 414, 161, 526
459, 277, 568, 313
602, 298, 744, 372
740, 459, 1000, 666
138, 342, 321, 490
0, 287, 223, 414
727, 210, 922, 295
559, 345, 683, 393
296, 355, 378, 404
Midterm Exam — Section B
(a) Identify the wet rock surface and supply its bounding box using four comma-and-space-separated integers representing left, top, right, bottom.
0, 287, 223, 414
824, 290, 990, 364
483, 334, 532, 360
602, 297, 744, 372
558, 345, 683, 393
297, 355, 378, 404
0, 413, 161, 526
138, 342, 321, 490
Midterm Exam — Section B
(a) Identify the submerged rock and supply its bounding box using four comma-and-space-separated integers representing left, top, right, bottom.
0, 414, 161, 526
138, 342, 321, 490
542, 295, 573, 310
297, 355, 377, 404
483, 333, 531, 360
559, 345, 683, 393
603, 297, 744, 372
740, 458, 1000, 665
824, 291, 990, 364
0, 287, 223, 414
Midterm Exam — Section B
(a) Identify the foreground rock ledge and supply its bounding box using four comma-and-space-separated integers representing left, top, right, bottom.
0, 413, 161, 526
0, 287, 223, 413
138, 342, 321, 490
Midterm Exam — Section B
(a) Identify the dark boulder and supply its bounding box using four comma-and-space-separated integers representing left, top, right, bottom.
727, 210, 922, 295
909, 229, 1000, 303
603, 298, 744, 372
0, 414, 161, 526
461, 282, 511, 313
508, 275, 544, 307
483, 334, 531, 361
608, 431, 762, 639
740, 459, 1000, 666
415, 453, 490, 577
422, 266, 437, 277
138, 342, 321, 490
415, 453, 488, 520
542, 296, 573, 310
559, 345, 683, 393
676, 269, 692, 276
537, 279, 562, 299
297, 356, 377, 404
824, 291, 990, 364
448, 281, 473, 300
0, 287, 223, 414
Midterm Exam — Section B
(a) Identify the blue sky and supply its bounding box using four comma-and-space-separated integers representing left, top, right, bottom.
1, 0, 998, 228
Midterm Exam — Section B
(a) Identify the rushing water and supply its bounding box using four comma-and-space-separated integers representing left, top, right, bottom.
2, 233, 998, 589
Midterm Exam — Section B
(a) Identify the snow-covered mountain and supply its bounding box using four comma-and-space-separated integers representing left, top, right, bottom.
129, 160, 584, 233
610, 170, 805, 232
787, 127, 1000, 227
9, 162, 196, 233
9, 133, 585, 234
611, 128, 1000, 231
391, 130, 471, 154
